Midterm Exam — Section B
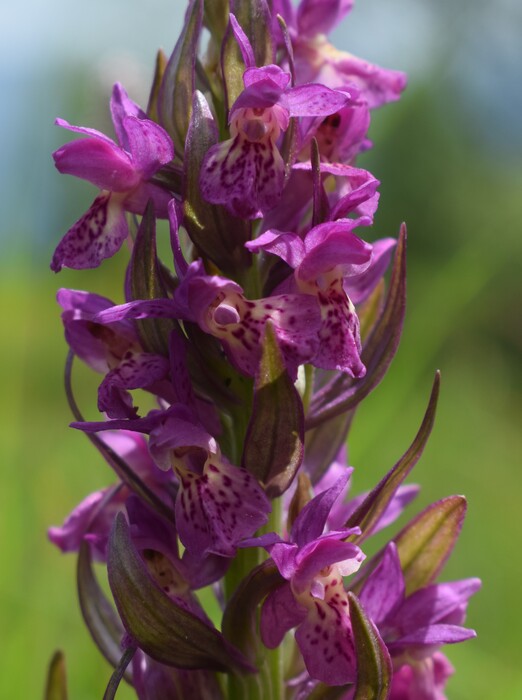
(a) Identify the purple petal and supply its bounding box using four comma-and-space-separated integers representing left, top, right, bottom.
246, 229, 306, 269
110, 82, 147, 148
359, 542, 405, 626
228, 13, 255, 68
283, 84, 351, 117
261, 584, 307, 648
269, 541, 299, 579
51, 192, 128, 271
292, 470, 351, 547
295, 599, 357, 685
313, 280, 365, 377
93, 298, 182, 325
200, 134, 286, 219
57, 288, 137, 373
293, 535, 364, 593
345, 237, 396, 305
297, 0, 354, 37
122, 115, 174, 178
98, 351, 170, 419
54, 117, 116, 147
332, 54, 407, 109
300, 224, 372, 281
396, 578, 482, 635
123, 182, 173, 218
242, 64, 291, 91
389, 623, 477, 650
53, 135, 139, 191
48, 486, 124, 561
176, 459, 270, 557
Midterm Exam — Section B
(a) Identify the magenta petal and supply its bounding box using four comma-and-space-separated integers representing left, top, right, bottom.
53, 137, 139, 191
228, 13, 255, 68
243, 65, 291, 92
291, 470, 351, 547
397, 578, 482, 634
299, 230, 372, 282
124, 182, 173, 218
122, 115, 174, 178
269, 542, 299, 579
110, 82, 147, 148
200, 136, 286, 219
345, 237, 396, 305
55, 117, 116, 147
313, 284, 365, 377
297, 0, 354, 37
57, 288, 136, 372
295, 599, 357, 685
334, 54, 407, 109
98, 351, 170, 419
261, 584, 307, 648
390, 624, 477, 650
359, 542, 405, 626
283, 84, 351, 117
93, 298, 182, 325
51, 192, 128, 271
246, 230, 306, 268
48, 487, 124, 561
176, 460, 270, 557
293, 536, 363, 593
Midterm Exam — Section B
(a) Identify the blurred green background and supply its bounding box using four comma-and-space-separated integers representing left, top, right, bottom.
1, 1, 520, 698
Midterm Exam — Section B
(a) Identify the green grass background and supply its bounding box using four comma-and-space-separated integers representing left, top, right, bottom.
1, 18, 521, 700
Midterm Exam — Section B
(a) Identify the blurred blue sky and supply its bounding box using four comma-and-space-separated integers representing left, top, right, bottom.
1, 0, 520, 255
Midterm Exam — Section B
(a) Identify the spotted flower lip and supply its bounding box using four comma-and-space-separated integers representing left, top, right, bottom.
246, 219, 373, 375
243, 470, 365, 685
51, 83, 174, 271
199, 63, 352, 219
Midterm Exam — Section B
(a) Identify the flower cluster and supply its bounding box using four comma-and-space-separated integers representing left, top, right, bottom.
48, 2, 479, 699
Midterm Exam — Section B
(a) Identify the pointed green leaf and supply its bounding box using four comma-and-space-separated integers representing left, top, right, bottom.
183, 90, 251, 275
158, 0, 203, 152
44, 651, 68, 700
77, 541, 128, 674
358, 279, 385, 343
348, 593, 392, 700
204, 0, 230, 44
306, 224, 407, 430
130, 200, 176, 356
242, 323, 304, 497
345, 372, 440, 543
146, 49, 167, 122
396, 495, 468, 595
108, 513, 253, 673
